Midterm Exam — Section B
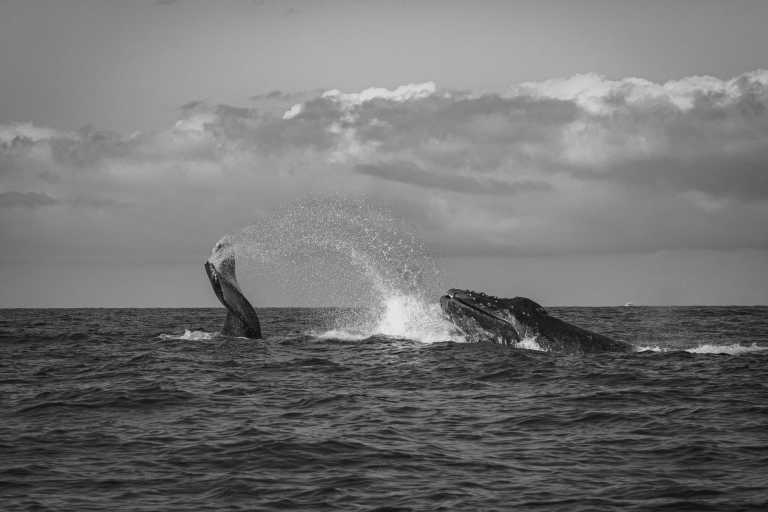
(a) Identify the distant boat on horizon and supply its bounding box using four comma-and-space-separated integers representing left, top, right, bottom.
624, 302, 634, 307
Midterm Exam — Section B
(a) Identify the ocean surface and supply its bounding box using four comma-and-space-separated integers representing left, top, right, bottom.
1, 306, 767, 511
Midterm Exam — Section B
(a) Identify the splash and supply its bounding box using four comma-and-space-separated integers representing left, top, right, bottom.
317, 292, 463, 343
221, 198, 461, 343
635, 343, 768, 355
513, 337, 546, 352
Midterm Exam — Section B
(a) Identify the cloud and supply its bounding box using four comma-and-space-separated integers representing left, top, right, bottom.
1, 70, 767, 264
0, 190, 126, 210
0, 191, 58, 208
320, 82, 437, 108
0, 123, 72, 144
179, 100, 206, 111
282, 103, 303, 120
355, 161, 552, 195
510, 70, 768, 114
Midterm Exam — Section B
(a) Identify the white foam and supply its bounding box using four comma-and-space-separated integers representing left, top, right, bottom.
314, 293, 464, 344
634, 345, 666, 352
513, 336, 547, 352
635, 343, 768, 355
686, 343, 768, 355
373, 294, 461, 343
159, 329, 216, 341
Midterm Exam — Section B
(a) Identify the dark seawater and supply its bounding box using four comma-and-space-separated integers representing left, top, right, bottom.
1, 307, 767, 511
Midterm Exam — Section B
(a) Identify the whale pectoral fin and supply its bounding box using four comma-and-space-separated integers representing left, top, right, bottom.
222, 310, 260, 338
205, 249, 262, 339
219, 281, 262, 339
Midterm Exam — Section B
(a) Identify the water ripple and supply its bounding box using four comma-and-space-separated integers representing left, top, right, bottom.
1, 307, 767, 511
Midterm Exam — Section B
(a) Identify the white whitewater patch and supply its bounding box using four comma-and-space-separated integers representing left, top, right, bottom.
315, 292, 464, 344
635, 343, 768, 355
314, 328, 368, 342
512, 336, 546, 352
159, 329, 217, 341
686, 343, 768, 355
373, 294, 461, 343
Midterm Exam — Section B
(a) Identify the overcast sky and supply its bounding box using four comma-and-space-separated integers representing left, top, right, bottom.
1, 0, 767, 306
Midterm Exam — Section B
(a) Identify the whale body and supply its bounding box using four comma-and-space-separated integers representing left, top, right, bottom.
204, 239, 262, 338
440, 289, 631, 353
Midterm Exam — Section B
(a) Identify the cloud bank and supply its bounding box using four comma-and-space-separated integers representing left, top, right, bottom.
1, 70, 767, 264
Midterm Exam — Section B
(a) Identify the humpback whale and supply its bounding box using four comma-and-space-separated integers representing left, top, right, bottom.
204, 239, 262, 338
440, 289, 631, 353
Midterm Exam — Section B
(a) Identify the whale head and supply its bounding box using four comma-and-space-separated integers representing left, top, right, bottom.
439, 289, 548, 344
